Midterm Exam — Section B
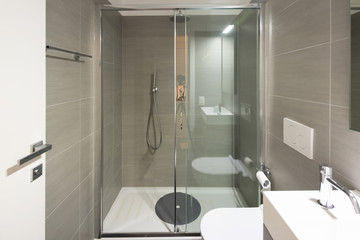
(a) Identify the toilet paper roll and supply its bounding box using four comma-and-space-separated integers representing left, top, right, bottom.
244, 157, 254, 168
256, 171, 271, 191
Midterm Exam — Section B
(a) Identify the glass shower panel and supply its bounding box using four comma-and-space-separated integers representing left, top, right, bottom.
100, 6, 261, 237
101, 10, 177, 234
173, 10, 193, 233
182, 8, 261, 232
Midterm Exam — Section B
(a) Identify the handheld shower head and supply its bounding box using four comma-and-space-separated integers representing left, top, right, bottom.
152, 72, 158, 93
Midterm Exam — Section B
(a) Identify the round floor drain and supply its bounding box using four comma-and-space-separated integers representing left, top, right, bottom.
155, 192, 201, 225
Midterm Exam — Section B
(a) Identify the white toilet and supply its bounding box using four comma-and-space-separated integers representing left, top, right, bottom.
200, 205, 263, 240
191, 156, 253, 186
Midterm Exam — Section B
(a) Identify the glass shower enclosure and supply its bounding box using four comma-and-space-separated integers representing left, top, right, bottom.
100, 5, 262, 237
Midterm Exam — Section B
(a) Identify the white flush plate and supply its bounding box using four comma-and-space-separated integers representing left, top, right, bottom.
283, 118, 314, 159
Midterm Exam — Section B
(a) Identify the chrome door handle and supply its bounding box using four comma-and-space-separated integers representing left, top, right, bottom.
18, 141, 52, 165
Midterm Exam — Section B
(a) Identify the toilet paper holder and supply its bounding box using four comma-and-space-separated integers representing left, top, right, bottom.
258, 163, 271, 177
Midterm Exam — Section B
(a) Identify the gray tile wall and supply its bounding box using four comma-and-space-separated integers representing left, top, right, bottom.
265, 0, 360, 190
101, 11, 123, 219
351, 12, 360, 131
46, 0, 100, 239
121, 16, 175, 187
233, 9, 260, 207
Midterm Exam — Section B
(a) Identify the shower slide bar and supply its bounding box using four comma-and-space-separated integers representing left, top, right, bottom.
46, 45, 92, 61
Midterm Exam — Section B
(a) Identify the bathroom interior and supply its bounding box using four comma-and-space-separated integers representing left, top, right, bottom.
2, 0, 360, 239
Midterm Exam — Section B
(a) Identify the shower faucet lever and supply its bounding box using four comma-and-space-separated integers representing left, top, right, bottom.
180, 112, 183, 130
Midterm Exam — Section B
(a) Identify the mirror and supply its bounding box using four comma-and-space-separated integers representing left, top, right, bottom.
351, 0, 360, 131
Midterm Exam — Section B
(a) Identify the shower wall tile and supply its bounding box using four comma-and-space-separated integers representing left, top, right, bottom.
270, 43, 330, 103
266, 0, 296, 18
46, 0, 98, 238
46, 143, 80, 216
47, 0, 81, 51
331, 0, 351, 41
46, 187, 80, 240
46, 58, 81, 106
81, 60, 94, 98
81, 98, 94, 138
271, 0, 330, 55
80, 134, 94, 181
47, 101, 81, 159
102, 16, 114, 64
80, 210, 94, 240
114, 64, 122, 92
331, 39, 350, 107
102, 62, 114, 94
80, 173, 94, 223
103, 93, 114, 126
103, 122, 114, 164
71, 231, 80, 240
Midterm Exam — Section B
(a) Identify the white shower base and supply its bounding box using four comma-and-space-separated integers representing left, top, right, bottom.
103, 187, 246, 234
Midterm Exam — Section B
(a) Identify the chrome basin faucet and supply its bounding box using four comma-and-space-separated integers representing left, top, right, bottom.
318, 165, 360, 214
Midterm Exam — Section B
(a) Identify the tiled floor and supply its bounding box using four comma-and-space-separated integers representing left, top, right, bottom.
103, 187, 246, 234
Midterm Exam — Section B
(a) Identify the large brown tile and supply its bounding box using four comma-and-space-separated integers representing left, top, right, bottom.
331, 39, 350, 107
47, 0, 81, 51
46, 144, 80, 216
46, 187, 79, 240
331, 106, 360, 187
81, 98, 94, 138
103, 93, 114, 127
102, 62, 114, 95
101, 15, 114, 64
267, 134, 320, 190
268, 96, 330, 163
271, 0, 330, 55
80, 210, 94, 240
271, 44, 330, 103
331, 0, 351, 41
103, 122, 114, 164
81, 59, 94, 99
47, 101, 81, 159
80, 173, 93, 223
46, 57, 81, 106
93, 201, 101, 237
80, 134, 94, 181
266, 0, 296, 19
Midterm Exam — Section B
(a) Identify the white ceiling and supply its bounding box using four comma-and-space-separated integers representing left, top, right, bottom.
108, 0, 254, 9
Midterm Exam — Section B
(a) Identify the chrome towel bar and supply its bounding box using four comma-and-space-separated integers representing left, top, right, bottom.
46, 45, 92, 60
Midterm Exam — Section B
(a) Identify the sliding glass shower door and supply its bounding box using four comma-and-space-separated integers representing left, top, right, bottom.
100, 6, 261, 237
175, 8, 261, 233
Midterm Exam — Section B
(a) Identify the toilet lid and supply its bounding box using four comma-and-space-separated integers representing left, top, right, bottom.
201, 207, 263, 240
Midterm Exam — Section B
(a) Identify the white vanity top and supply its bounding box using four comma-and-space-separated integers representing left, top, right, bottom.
200, 207, 263, 240
263, 191, 360, 240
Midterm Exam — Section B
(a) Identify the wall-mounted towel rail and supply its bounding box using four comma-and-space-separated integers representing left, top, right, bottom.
46, 45, 92, 61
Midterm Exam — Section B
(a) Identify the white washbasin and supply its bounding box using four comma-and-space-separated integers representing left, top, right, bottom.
200, 106, 233, 125
263, 190, 360, 240
201, 207, 263, 240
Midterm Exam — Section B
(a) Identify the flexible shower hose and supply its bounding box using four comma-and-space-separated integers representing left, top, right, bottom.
146, 72, 162, 151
